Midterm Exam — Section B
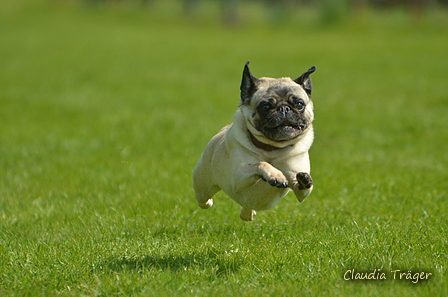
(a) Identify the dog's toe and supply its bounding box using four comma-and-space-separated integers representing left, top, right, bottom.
268, 178, 289, 188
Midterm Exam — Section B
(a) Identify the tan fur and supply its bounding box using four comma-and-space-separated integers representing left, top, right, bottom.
193, 64, 315, 221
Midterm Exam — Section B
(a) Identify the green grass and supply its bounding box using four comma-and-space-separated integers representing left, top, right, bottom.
1, 1, 447, 296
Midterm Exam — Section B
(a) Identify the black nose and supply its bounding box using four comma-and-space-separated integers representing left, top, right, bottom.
278, 106, 290, 114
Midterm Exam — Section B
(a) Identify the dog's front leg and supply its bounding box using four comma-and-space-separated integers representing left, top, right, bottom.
292, 172, 313, 202
231, 161, 289, 193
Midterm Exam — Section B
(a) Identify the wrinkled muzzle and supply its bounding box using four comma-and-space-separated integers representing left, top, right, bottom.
261, 108, 308, 141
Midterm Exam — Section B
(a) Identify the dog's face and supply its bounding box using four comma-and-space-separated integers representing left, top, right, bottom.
239, 61, 316, 143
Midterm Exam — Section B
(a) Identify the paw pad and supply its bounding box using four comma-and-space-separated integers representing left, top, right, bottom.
296, 172, 313, 190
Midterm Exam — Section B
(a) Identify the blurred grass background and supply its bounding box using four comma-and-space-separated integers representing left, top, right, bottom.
1, 0, 447, 296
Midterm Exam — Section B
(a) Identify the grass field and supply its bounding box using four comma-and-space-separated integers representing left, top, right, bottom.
1, 1, 447, 296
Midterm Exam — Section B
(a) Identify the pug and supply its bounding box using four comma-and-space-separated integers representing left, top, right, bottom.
193, 61, 316, 221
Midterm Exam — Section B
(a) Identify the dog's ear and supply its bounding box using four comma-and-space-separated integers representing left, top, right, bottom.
240, 61, 258, 104
293, 66, 316, 97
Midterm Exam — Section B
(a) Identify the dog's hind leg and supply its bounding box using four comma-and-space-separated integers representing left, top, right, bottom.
193, 151, 220, 209
240, 208, 256, 221
193, 168, 219, 209
193, 163, 220, 209
194, 185, 219, 209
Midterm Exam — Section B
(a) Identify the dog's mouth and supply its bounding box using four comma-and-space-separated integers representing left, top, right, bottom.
262, 121, 307, 141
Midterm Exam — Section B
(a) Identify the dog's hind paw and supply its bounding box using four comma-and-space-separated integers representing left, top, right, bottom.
240, 208, 256, 221
198, 199, 213, 209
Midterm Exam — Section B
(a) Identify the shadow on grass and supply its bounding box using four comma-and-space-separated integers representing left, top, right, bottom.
97, 252, 242, 277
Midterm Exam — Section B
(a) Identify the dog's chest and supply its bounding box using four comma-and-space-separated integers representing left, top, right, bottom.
236, 182, 291, 211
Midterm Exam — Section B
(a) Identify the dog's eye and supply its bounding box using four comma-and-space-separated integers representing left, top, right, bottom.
296, 100, 305, 111
259, 102, 272, 113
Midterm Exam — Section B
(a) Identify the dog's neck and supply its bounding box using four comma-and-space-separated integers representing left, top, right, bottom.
249, 131, 288, 151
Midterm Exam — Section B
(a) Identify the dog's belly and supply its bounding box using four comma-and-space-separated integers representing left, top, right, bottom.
225, 182, 291, 211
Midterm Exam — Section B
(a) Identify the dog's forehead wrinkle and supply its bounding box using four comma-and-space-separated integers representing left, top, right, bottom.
256, 77, 305, 96
261, 85, 305, 102
271, 86, 294, 98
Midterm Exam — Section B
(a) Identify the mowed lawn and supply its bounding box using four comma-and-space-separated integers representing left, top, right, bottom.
1, 1, 447, 296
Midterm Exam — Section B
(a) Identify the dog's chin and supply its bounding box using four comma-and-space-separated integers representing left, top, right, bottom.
261, 124, 306, 142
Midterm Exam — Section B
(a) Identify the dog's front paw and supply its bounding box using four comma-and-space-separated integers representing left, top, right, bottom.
257, 162, 288, 188
268, 176, 289, 188
296, 172, 313, 190
262, 173, 288, 188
